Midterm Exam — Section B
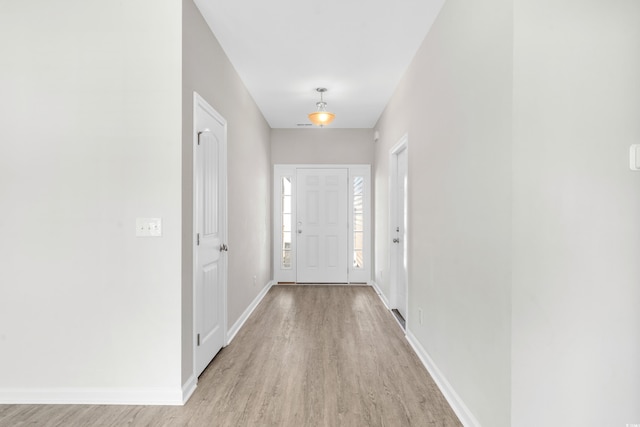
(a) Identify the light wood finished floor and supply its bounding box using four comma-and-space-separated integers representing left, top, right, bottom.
0, 285, 461, 426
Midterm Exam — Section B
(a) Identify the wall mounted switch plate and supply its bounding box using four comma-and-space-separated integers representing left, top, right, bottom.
136, 218, 162, 237
630, 145, 640, 170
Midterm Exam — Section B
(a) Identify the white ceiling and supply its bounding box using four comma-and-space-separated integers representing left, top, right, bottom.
193, 0, 445, 129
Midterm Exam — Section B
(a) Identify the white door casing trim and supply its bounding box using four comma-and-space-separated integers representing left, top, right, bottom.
192, 92, 228, 380
348, 165, 372, 284
273, 165, 297, 283
389, 135, 409, 322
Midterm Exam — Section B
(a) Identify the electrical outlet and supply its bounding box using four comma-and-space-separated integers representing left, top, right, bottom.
253, 275, 257, 286
418, 308, 423, 325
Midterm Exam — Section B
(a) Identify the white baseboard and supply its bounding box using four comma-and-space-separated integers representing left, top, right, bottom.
181, 374, 197, 404
405, 330, 481, 427
0, 281, 274, 407
226, 280, 274, 345
0, 386, 184, 406
369, 281, 477, 425
369, 280, 391, 310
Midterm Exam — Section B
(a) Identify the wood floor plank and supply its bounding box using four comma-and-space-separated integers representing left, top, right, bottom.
0, 285, 461, 426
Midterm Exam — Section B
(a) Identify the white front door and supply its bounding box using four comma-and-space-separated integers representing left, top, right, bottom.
194, 93, 227, 377
296, 168, 348, 283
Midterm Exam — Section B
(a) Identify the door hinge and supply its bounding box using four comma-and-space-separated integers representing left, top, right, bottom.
197, 129, 211, 145
197, 333, 200, 346
197, 233, 200, 246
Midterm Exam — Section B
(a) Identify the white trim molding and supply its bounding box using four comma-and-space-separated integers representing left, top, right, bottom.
369, 280, 391, 310
226, 280, 275, 344
0, 387, 184, 406
181, 374, 197, 404
388, 134, 409, 322
405, 330, 481, 427
192, 91, 229, 380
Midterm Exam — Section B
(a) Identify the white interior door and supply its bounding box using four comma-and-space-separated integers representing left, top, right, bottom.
296, 168, 348, 283
392, 143, 409, 320
194, 93, 227, 377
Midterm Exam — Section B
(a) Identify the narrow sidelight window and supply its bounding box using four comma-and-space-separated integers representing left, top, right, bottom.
281, 176, 293, 269
353, 176, 364, 269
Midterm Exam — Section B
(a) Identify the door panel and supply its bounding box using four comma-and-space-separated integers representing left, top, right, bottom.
306, 236, 319, 267
194, 94, 226, 377
296, 169, 348, 283
326, 236, 339, 267
202, 264, 220, 337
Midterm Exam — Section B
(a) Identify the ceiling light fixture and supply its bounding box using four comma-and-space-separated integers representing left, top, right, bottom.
308, 88, 335, 127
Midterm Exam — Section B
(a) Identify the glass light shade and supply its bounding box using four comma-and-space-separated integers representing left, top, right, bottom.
308, 111, 335, 126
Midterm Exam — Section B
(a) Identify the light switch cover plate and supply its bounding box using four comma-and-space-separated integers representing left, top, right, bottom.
136, 218, 162, 237
630, 145, 640, 171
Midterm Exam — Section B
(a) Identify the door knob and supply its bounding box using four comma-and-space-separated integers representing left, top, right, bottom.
219, 243, 228, 252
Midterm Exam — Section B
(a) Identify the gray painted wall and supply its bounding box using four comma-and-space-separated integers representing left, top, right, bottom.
271, 129, 374, 165
375, 0, 640, 425
374, 0, 512, 425
183, 0, 272, 385
512, 0, 640, 425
